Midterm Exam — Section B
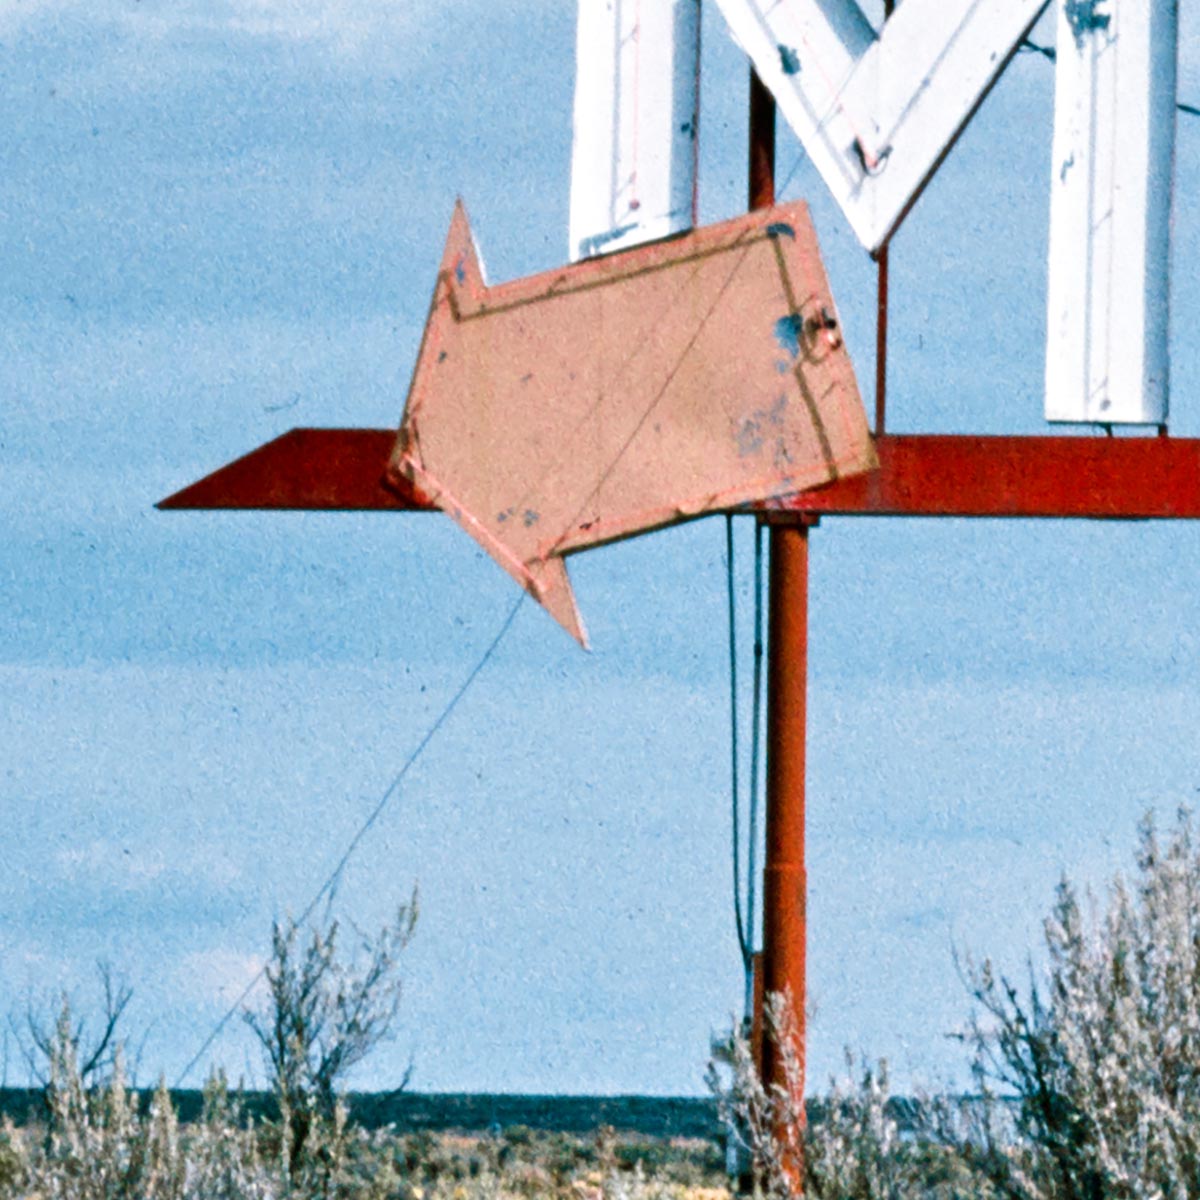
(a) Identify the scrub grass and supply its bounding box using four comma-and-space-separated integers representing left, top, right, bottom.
0, 1097, 730, 1200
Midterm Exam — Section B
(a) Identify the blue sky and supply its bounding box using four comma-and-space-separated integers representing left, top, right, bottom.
2, 0, 1199, 1097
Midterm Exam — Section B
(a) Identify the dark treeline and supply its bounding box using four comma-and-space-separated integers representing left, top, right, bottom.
0, 1089, 721, 1137
0, 1088, 983, 1138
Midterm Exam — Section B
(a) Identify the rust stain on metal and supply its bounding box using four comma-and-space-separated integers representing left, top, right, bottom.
387, 197, 875, 644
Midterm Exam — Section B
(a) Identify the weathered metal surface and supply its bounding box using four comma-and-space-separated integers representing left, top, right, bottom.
570, 0, 701, 261
1045, 0, 1177, 425
160, 432, 1200, 521
767, 434, 1200, 519
156, 429, 422, 511
712, 0, 1048, 252
389, 198, 875, 644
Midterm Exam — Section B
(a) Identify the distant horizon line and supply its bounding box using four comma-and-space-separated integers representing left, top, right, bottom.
0, 1086, 1013, 1139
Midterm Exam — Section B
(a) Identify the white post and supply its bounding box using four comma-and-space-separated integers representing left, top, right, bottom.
569, 0, 702, 261
1045, 0, 1178, 426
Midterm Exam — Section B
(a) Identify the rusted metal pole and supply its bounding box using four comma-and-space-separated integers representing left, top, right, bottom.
750, 64, 808, 1191
875, 243, 889, 436
875, 0, 895, 437
761, 518, 810, 1183
749, 69, 776, 212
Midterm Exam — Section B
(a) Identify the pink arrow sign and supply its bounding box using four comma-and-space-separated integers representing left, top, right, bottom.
388, 199, 876, 645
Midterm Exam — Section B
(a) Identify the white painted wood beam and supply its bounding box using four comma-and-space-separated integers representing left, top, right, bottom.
1045, 0, 1178, 426
569, 0, 701, 261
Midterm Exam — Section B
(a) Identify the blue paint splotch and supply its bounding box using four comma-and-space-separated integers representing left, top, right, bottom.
774, 313, 804, 359
736, 418, 764, 458
736, 394, 790, 459
454, 257, 466, 284
778, 44, 801, 75
767, 222, 796, 241
1064, 0, 1110, 47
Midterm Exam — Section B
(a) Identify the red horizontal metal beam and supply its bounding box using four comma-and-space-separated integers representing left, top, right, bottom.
769, 433, 1200, 520
158, 428, 1200, 520
157, 428, 429, 511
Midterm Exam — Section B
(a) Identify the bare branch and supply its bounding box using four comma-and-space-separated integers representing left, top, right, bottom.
243, 891, 416, 1179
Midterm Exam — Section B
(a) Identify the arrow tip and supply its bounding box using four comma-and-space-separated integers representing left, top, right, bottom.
528, 558, 590, 649
443, 198, 486, 295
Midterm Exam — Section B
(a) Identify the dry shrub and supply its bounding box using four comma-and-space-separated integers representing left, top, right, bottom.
964, 808, 1200, 1199
245, 896, 418, 1186
709, 808, 1200, 1200
7, 1004, 271, 1198
709, 992, 989, 1199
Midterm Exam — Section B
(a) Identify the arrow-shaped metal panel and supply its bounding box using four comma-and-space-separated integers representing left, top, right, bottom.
389, 198, 876, 644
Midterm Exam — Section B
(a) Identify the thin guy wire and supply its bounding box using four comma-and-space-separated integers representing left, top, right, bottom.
745, 520, 765, 979
727, 516, 751, 988
173, 593, 525, 1088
